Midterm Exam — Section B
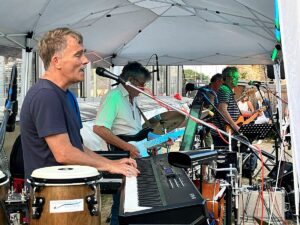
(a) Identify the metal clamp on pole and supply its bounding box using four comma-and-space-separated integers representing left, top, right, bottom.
32, 196, 45, 219
86, 184, 99, 216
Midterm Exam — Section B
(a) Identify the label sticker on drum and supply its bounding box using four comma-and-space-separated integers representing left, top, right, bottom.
50, 199, 84, 213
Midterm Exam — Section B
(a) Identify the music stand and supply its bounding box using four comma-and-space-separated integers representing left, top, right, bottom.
238, 124, 273, 184
239, 124, 273, 142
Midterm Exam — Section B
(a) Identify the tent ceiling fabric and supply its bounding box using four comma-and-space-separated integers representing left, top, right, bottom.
0, 0, 275, 65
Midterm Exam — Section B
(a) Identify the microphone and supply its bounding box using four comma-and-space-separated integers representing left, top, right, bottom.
95, 67, 125, 84
5, 64, 18, 132
248, 80, 262, 86
185, 83, 212, 92
186, 83, 218, 104
155, 54, 160, 81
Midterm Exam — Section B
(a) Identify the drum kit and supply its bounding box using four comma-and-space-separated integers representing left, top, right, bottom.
0, 165, 102, 225
143, 111, 186, 134
143, 110, 211, 135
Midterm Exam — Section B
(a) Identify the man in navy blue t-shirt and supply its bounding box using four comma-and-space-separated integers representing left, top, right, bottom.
20, 27, 139, 182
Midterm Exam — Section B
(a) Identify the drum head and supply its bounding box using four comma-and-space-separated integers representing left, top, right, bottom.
0, 170, 8, 185
30, 165, 101, 184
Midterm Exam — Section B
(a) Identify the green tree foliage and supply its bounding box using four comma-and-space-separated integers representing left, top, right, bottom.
240, 71, 248, 80
183, 69, 209, 82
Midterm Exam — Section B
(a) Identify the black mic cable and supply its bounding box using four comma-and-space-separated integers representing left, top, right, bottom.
146, 54, 160, 81
155, 54, 160, 81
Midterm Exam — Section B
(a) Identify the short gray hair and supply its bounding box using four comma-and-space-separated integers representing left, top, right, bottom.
120, 61, 151, 81
38, 27, 83, 70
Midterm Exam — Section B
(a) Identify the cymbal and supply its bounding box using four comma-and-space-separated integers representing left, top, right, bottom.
143, 111, 186, 134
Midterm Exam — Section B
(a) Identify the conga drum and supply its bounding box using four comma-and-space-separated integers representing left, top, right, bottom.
29, 165, 102, 225
0, 170, 9, 225
202, 180, 224, 225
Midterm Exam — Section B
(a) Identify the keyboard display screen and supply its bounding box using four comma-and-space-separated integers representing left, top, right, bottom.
164, 167, 173, 175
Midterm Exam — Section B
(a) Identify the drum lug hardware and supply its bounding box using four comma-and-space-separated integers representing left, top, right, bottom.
86, 194, 99, 216
32, 197, 45, 219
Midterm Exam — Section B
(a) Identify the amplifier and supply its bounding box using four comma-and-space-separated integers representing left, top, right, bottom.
238, 187, 285, 223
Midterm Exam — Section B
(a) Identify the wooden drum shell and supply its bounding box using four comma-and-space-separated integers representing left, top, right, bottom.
29, 165, 102, 225
30, 184, 101, 225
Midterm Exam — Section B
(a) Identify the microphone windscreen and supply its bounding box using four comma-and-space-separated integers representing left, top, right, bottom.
95, 67, 123, 83
95, 67, 106, 76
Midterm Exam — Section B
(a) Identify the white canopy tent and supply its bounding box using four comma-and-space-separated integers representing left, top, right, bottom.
0, 0, 275, 65
1, 0, 299, 221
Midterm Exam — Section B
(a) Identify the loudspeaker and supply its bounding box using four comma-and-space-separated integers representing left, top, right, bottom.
268, 161, 293, 192
266, 61, 285, 80
267, 65, 274, 79
280, 61, 285, 79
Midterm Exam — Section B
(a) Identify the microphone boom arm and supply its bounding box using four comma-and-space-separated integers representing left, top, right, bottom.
125, 81, 260, 153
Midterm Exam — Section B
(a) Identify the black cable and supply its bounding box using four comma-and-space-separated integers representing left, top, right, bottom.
145, 53, 156, 67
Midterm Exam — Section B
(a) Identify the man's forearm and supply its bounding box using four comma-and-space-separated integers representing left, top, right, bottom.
84, 145, 111, 163
93, 125, 131, 151
83, 147, 117, 171
221, 110, 235, 125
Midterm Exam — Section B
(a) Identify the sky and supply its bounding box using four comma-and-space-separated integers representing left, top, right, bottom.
184, 65, 227, 77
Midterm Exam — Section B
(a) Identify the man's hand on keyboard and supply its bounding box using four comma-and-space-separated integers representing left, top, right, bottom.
108, 158, 140, 177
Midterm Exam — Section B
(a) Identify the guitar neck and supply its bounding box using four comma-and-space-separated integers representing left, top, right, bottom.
143, 130, 184, 149
243, 107, 266, 125
243, 112, 258, 125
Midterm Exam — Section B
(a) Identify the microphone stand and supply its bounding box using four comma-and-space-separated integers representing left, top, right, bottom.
180, 90, 211, 150
197, 89, 238, 134
180, 88, 238, 149
102, 73, 264, 225
121, 80, 261, 154
256, 84, 282, 166
129, 80, 275, 173
95, 67, 268, 170
263, 87, 288, 105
